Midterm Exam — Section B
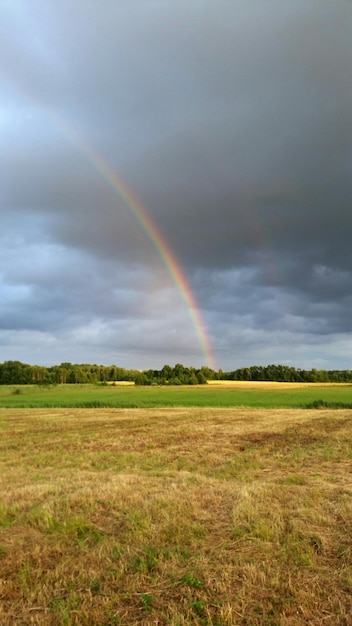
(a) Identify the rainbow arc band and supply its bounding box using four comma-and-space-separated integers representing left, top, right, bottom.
37, 106, 216, 369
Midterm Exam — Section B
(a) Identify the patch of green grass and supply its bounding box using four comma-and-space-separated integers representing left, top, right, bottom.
49, 593, 82, 624
67, 519, 106, 547
89, 578, 100, 595
111, 545, 124, 561
190, 598, 206, 616
182, 573, 204, 588
128, 547, 160, 573
140, 592, 153, 610
106, 611, 121, 624
26, 505, 61, 532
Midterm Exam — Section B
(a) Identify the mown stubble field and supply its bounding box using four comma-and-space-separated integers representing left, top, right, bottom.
1, 407, 352, 625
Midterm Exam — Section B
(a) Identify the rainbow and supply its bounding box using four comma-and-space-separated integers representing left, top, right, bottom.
3, 75, 216, 368
46, 114, 216, 369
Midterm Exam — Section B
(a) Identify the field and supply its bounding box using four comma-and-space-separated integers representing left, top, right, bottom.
1, 403, 352, 625
0, 381, 352, 409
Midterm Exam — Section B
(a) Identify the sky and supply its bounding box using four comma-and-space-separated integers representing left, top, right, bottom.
1, 0, 352, 372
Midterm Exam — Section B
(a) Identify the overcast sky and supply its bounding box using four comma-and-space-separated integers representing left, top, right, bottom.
1, 0, 352, 371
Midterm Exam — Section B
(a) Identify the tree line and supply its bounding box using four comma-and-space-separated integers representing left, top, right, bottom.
223, 364, 352, 383
0, 360, 351, 385
0, 361, 213, 385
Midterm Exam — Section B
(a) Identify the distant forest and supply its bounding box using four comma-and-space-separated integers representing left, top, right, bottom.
1, 360, 352, 385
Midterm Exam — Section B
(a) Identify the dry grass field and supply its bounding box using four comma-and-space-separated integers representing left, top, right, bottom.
1, 407, 352, 625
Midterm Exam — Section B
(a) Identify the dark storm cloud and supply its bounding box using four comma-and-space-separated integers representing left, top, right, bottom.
1, 0, 352, 369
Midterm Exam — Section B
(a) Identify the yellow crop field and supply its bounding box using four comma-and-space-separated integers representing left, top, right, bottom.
1, 407, 352, 625
206, 379, 350, 389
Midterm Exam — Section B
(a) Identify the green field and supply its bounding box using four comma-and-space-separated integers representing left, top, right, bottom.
0, 381, 352, 408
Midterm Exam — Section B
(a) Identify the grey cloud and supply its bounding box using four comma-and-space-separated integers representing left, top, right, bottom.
1, 0, 352, 369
